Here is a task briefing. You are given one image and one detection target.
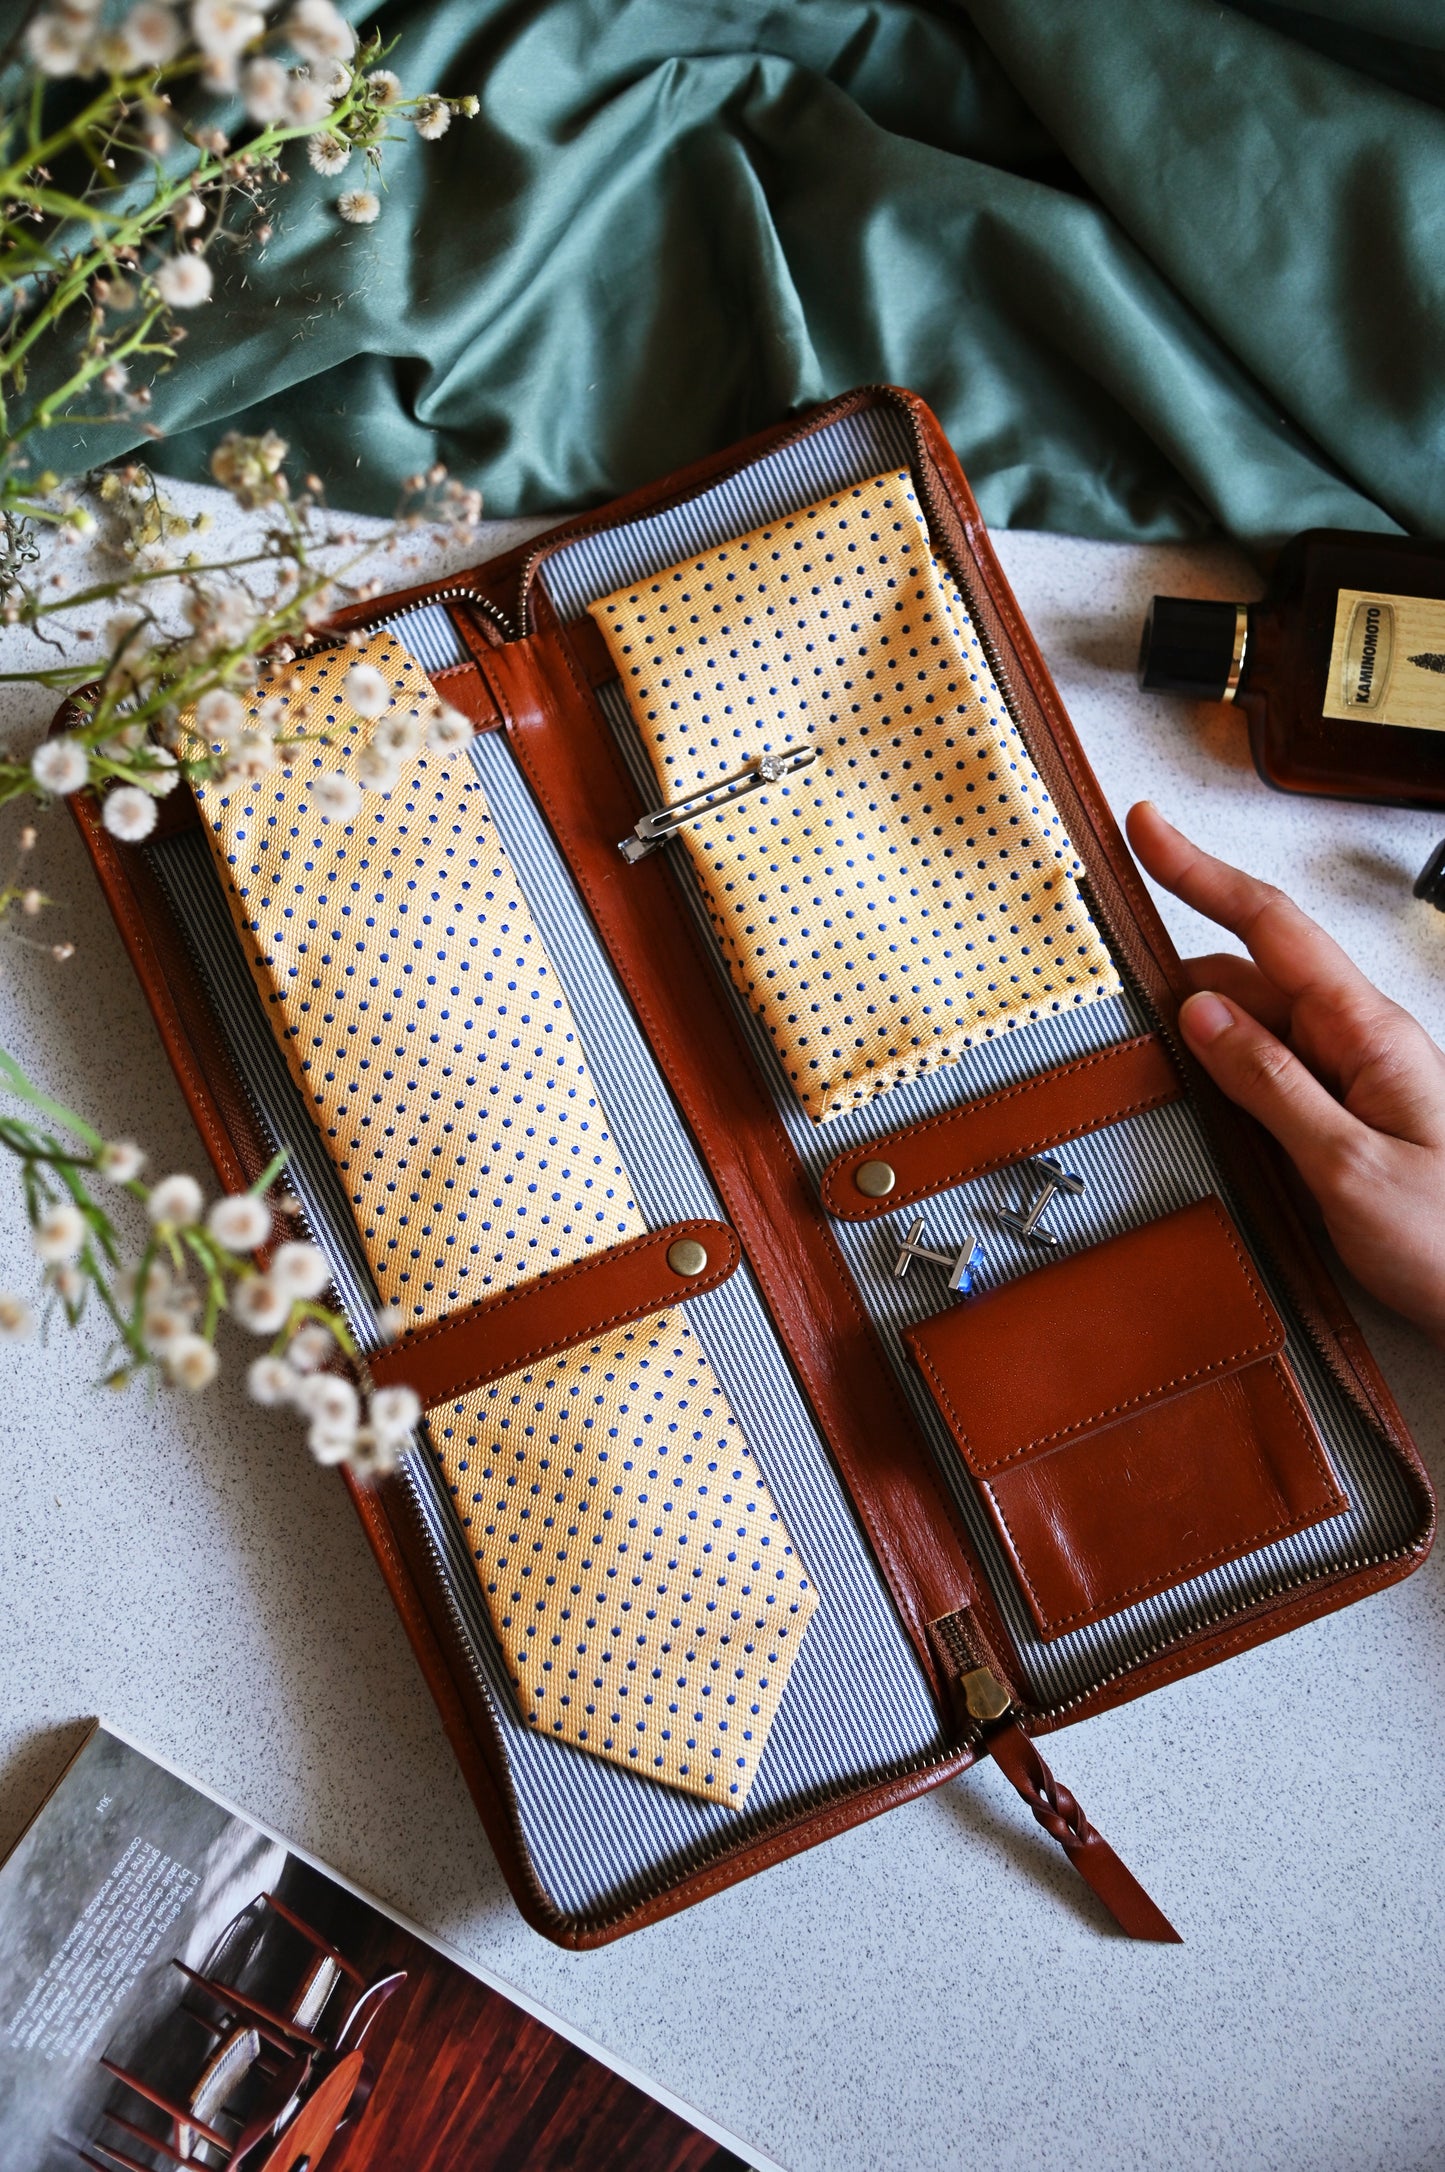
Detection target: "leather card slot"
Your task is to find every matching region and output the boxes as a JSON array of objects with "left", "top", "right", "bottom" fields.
[
  {"left": 369, "top": 1219, "right": 739, "bottom": 1411},
  {"left": 820, "top": 1033, "right": 1181, "bottom": 1221},
  {"left": 905, "top": 1196, "right": 1349, "bottom": 1639}
]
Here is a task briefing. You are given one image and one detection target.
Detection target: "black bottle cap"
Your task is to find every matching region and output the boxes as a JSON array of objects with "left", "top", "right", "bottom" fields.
[
  {"left": 1413, "top": 839, "right": 1445, "bottom": 911},
  {"left": 1138, "top": 596, "right": 1244, "bottom": 700}
]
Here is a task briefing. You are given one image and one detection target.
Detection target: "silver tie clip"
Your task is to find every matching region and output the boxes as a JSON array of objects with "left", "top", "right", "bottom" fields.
[
  {"left": 618, "top": 747, "right": 817, "bottom": 863},
  {"left": 997, "top": 1155, "right": 1086, "bottom": 1247},
  {"left": 893, "top": 1216, "right": 985, "bottom": 1297}
]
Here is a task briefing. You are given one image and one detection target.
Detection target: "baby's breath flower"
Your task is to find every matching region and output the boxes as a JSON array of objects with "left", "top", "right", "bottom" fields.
[
  {"left": 34, "top": 1202, "right": 87, "bottom": 1264},
  {"left": 337, "top": 188, "right": 380, "bottom": 226},
  {"left": 166, "top": 1333, "right": 219, "bottom": 1391},
  {"left": 191, "top": 0, "right": 264, "bottom": 60},
  {"left": 271, "top": 1240, "right": 330, "bottom": 1300},
  {"left": 175, "top": 195, "right": 207, "bottom": 232},
  {"left": 0, "top": 1295, "right": 35, "bottom": 1339},
  {"left": 196, "top": 687, "right": 246, "bottom": 741},
  {"left": 306, "top": 131, "right": 351, "bottom": 176},
  {"left": 122, "top": 4, "right": 183, "bottom": 67},
  {"left": 218, "top": 729, "right": 280, "bottom": 783},
  {"left": 241, "top": 54, "right": 288, "bottom": 121},
  {"left": 286, "top": 0, "right": 355, "bottom": 63},
  {"left": 308, "top": 1422, "right": 356, "bottom": 1466},
  {"left": 426, "top": 704, "right": 470, "bottom": 755},
  {"left": 206, "top": 1191, "right": 271, "bottom": 1251},
  {"left": 142, "top": 1302, "right": 190, "bottom": 1351},
  {"left": 413, "top": 97, "right": 451, "bottom": 141},
  {"left": 31, "top": 737, "right": 89, "bottom": 797},
  {"left": 311, "top": 770, "right": 363, "bottom": 822},
  {"left": 98, "top": 1140, "right": 145, "bottom": 1183},
  {"left": 147, "top": 1172, "right": 204, "bottom": 1228},
  {"left": 284, "top": 73, "right": 333, "bottom": 126},
  {"left": 369, "top": 1383, "right": 421, "bottom": 1441},
  {"left": 101, "top": 786, "right": 158, "bottom": 844},
  {"left": 248, "top": 1353, "right": 296, "bottom": 1405},
  {"left": 154, "top": 253, "right": 214, "bottom": 309},
  {"left": 25, "top": 12, "right": 88, "bottom": 76},
  {"left": 20, "top": 890, "right": 42, "bottom": 917},
  {"left": 366, "top": 68, "right": 402, "bottom": 105},
  {"left": 285, "top": 1320, "right": 334, "bottom": 1373},
  {"left": 233, "top": 1273, "right": 290, "bottom": 1333},
  {"left": 315, "top": 55, "right": 351, "bottom": 98},
  {"left": 209, "top": 428, "right": 289, "bottom": 509},
  {"left": 369, "top": 711, "right": 423, "bottom": 758},
  {"left": 374, "top": 1302, "right": 404, "bottom": 1342},
  {"left": 343, "top": 661, "right": 388, "bottom": 717},
  {"left": 355, "top": 742, "right": 398, "bottom": 794},
  {"left": 293, "top": 1371, "right": 359, "bottom": 1430}
]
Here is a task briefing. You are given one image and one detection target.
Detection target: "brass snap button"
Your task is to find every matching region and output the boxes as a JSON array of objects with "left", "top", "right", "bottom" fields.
[
  {"left": 854, "top": 1159, "right": 896, "bottom": 1198},
  {"left": 666, "top": 1237, "right": 708, "bottom": 1278}
]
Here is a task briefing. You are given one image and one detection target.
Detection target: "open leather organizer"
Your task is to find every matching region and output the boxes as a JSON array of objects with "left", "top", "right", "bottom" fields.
[{"left": 70, "top": 386, "right": 1434, "bottom": 1948}]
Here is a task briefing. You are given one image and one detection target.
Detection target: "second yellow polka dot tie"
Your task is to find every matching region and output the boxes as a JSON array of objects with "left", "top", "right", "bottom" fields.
[{"left": 591, "top": 468, "right": 1120, "bottom": 1123}]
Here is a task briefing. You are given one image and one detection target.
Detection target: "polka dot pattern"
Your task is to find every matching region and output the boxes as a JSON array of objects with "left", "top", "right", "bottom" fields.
[
  {"left": 193, "top": 634, "right": 817, "bottom": 1803},
  {"left": 592, "top": 469, "right": 1121, "bottom": 1123}
]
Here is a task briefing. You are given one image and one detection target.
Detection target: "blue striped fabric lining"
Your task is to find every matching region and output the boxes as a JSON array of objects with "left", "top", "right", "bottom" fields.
[{"left": 537, "top": 409, "right": 1421, "bottom": 1717}]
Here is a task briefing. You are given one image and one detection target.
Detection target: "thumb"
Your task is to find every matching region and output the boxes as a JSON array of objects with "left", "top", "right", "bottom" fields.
[{"left": 1179, "top": 990, "right": 1363, "bottom": 1191}]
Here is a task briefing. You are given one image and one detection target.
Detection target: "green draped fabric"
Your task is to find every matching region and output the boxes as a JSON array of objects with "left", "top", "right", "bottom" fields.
[{"left": 37, "top": 0, "right": 1445, "bottom": 545}]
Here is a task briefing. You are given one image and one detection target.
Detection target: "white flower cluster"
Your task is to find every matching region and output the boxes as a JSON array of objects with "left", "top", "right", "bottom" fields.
[
  {"left": 248, "top": 1345, "right": 420, "bottom": 1476},
  {"left": 26, "top": 0, "right": 355, "bottom": 89}
]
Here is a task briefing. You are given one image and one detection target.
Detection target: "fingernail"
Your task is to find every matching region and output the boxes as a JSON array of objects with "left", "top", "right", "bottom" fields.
[{"left": 1180, "top": 991, "right": 1233, "bottom": 1044}]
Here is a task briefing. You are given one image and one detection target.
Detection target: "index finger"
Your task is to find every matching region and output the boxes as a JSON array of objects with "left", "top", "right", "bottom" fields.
[{"left": 1125, "top": 801, "right": 1376, "bottom": 1013}]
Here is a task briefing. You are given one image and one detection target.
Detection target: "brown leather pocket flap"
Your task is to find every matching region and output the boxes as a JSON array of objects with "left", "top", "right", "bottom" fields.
[
  {"left": 821, "top": 1035, "right": 1181, "bottom": 1222},
  {"left": 905, "top": 1197, "right": 1349, "bottom": 1639},
  {"left": 906, "top": 1194, "right": 1283, "bottom": 1478},
  {"left": 370, "top": 1219, "right": 739, "bottom": 1410}
]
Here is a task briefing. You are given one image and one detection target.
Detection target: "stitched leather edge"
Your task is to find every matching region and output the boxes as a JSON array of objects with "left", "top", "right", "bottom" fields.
[
  {"left": 370, "top": 1221, "right": 739, "bottom": 1405},
  {"left": 981, "top": 1356, "right": 1349, "bottom": 1635},
  {"left": 820, "top": 1037, "right": 1180, "bottom": 1219}
]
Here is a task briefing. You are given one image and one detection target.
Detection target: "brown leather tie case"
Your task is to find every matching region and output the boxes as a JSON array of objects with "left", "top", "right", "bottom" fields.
[{"left": 64, "top": 385, "right": 1435, "bottom": 1949}]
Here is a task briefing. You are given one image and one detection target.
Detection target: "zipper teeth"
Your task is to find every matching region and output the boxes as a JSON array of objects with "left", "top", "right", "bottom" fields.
[
  {"left": 313, "top": 583, "right": 516, "bottom": 648},
  {"left": 1030, "top": 1539, "right": 1417, "bottom": 1724}
]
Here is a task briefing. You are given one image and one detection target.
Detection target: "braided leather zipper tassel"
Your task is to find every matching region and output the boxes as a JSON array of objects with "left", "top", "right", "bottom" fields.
[
  {"left": 931, "top": 1613, "right": 1181, "bottom": 1943},
  {"left": 982, "top": 1709, "right": 1181, "bottom": 1943}
]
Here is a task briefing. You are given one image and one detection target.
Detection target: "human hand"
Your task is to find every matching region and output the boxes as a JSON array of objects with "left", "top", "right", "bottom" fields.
[{"left": 1126, "top": 800, "right": 1445, "bottom": 1345}]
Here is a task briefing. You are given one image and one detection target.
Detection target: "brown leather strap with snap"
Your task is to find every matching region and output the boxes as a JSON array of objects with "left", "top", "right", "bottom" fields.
[
  {"left": 368, "top": 1219, "right": 738, "bottom": 1409},
  {"left": 821, "top": 1034, "right": 1182, "bottom": 1221}
]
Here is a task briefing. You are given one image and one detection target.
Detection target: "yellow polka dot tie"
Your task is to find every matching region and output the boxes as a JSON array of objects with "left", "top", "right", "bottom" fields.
[
  {"left": 191, "top": 635, "right": 818, "bottom": 1805},
  {"left": 591, "top": 469, "right": 1120, "bottom": 1123}
]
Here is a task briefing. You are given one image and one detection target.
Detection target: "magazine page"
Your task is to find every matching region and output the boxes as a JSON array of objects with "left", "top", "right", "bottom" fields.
[{"left": 0, "top": 1724, "right": 760, "bottom": 2172}]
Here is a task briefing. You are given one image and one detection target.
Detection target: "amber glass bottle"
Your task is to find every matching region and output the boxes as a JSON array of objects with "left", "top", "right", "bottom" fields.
[{"left": 1138, "top": 530, "right": 1445, "bottom": 810}]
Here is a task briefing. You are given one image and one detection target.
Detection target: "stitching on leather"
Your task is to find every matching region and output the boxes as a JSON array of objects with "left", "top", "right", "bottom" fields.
[
  {"left": 912, "top": 1199, "right": 1282, "bottom": 1472},
  {"left": 508, "top": 644, "right": 978, "bottom": 1640},
  {"left": 822, "top": 1039, "right": 1178, "bottom": 1216},
  {"left": 981, "top": 1357, "right": 1345, "bottom": 1633},
  {"left": 386, "top": 1224, "right": 738, "bottom": 1404}
]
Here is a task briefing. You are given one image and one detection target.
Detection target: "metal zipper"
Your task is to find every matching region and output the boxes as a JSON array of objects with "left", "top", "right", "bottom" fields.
[{"left": 309, "top": 582, "right": 516, "bottom": 650}]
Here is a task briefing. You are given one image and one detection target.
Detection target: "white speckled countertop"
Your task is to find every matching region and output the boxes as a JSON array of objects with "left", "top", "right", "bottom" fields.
[{"left": 2, "top": 496, "right": 1442, "bottom": 2172}]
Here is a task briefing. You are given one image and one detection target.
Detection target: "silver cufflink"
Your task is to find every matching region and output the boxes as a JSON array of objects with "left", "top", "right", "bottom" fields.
[
  {"left": 618, "top": 747, "right": 817, "bottom": 863},
  {"left": 997, "top": 1155, "right": 1086, "bottom": 1247},
  {"left": 893, "top": 1216, "right": 985, "bottom": 1296}
]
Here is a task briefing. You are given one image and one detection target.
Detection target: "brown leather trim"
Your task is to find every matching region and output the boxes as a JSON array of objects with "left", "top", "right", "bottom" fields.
[
  {"left": 821, "top": 1034, "right": 1182, "bottom": 1222},
  {"left": 480, "top": 627, "right": 1007, "bottom": 1688},
  {"left": 368, "top": 1219, "right": 739, "bottom": 1408}
]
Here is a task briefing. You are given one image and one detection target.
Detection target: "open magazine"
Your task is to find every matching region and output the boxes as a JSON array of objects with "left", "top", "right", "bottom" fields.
[{"left": 0, "top": 1724, "right": 765, "bottom": 2171}]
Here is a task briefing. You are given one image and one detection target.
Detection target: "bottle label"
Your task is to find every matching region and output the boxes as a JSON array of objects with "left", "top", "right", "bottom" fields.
[{"left": 1324, "top": 589, "right": 1445, "bottom": 730}]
